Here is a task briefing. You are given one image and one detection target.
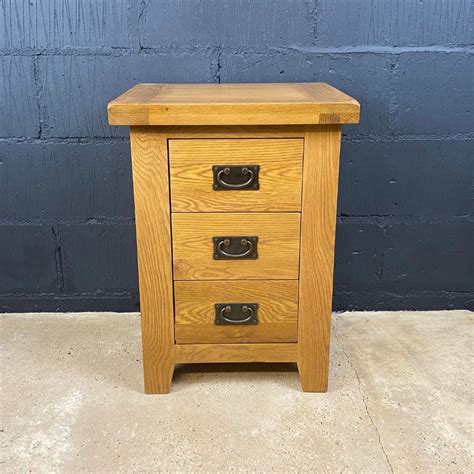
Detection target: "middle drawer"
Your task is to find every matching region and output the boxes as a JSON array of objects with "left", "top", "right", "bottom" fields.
[{"left": 172, "top": 213, "right": 301, "bottom": 280}]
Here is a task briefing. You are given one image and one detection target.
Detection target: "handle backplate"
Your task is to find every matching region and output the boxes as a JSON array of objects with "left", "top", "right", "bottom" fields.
[
  {"left": 215, "top": 303, "right": 259, "bottom": 325},
  {"left": 213, "top": 236, "right": 258, "bottom": 260},
  {"left": 212, "top": 165, "right": 259, "bottom": 190}
]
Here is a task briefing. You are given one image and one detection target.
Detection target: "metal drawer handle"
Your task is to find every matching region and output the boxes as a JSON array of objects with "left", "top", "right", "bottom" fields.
[
  {"left": 220, "top": 304, "right": 254, "bottom": 324},
  {"left": 217, "top": 167, "right": 255, "bottom": 189},
  {"left": 218, "top": 238, "right": 253, "bottom": 258},
  {"left": 215, "top": 303, "right": 259, "bottom": 325},
  {"left": 212, "top": 165, "right": 259, "bottom": 190},
  {"left": 213, "top": 236, "right": 258, "bottom": 260}
]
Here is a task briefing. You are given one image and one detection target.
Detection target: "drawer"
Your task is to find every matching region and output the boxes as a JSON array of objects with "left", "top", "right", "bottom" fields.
[
  {"left": 174, "top": 280, "right": 298, "bottom": 343},
  {"left": 169, "top": 138, "right": 303, "bottom": 212},
  {"left": 172, "top": 213, "right": 300, "bottom": 280}
]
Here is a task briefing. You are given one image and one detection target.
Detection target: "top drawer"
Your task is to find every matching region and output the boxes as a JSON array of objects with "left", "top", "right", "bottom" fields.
[{"left": 169, "top": 138, "right": 303, "bottom": 212}]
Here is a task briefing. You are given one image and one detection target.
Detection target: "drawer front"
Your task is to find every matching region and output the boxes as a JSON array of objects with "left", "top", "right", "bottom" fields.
[
  {"left": 169, "top": 138, "right": 303, "bottom": 212},
  {"left": 175, "top": 280, "right": 298, "bottom": 343},
  {"left": 172, "top": 213, "right": 300, "bottom": 280}
]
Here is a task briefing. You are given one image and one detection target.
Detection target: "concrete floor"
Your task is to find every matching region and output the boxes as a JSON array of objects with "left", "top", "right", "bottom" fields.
[{"left": 1, "top": 311, "right": 472, "bottom": 473}]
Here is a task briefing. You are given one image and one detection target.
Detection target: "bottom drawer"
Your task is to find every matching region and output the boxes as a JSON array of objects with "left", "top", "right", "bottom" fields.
[{"left": 174, "top": 280, "right": 298, "bottom": 344}]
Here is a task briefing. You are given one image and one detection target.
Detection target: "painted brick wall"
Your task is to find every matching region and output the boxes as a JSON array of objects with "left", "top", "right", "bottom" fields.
[{"left": 0, "top": 0, "right": 473, "bottom": 312}]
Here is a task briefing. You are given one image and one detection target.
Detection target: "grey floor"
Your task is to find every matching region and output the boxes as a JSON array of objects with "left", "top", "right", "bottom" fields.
[{"left": 1, "top": 310, "right": 472, "bottom": 473}]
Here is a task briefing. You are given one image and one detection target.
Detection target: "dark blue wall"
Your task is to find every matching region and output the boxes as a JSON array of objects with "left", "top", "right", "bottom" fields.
[{"left": 1, "top": 1, "right": 473, "bottom": 312}]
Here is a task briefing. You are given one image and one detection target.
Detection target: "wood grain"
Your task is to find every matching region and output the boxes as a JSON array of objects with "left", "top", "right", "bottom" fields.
[
  {"left": 175, "top": 343, "right": 298, "bottom": 363},
  {"left": 154, "top": 125, "right": 305, "bottom": 139},
  {"left": 297, "top": 125, "right": 342, "bottom": 392},
  {"left": 174, "top": 280, "right": 298, "bottom": 343},
  {"left": 129, "top": 127, "right": 175, "bottom": 394},
  {"left": 169, "top": 138, "right": 303, "bottom": 212},
  {"left": 172, "top": 212, "right": 301, "bottom": 280},
  {"left": 108, "top": 83, "right": 360, "bottom": 126}
]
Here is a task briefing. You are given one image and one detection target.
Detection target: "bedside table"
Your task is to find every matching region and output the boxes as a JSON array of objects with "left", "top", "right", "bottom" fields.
[{"left": 108, "top": 83, "right": 360, "bottom": 393}]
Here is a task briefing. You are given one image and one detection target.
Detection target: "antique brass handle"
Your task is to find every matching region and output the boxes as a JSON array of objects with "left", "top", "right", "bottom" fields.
[
  {"left": 218, "top": 238, "right": 253, "bottom": 258},
  {"left": 215, "top": 303, "right": 259, "bottom": 325},
  {"left": 212, "top": 165, "right": 260, "bottom": 190},
  {"left": 217, "top": 167, "right": 254, "bottom": 189},
  {"left": 213, "top": 236, "right": 258, "bottom": 260}
]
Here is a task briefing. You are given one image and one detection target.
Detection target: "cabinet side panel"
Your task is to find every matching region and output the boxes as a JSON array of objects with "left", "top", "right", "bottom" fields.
[
  {"left": 130, "top": 126, "right": 175, "bottom": 393},
  {"left": 298, "top": 125, "right": 341, "bottom": 392}
]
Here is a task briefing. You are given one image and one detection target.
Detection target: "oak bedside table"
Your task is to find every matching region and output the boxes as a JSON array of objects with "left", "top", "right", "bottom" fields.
[{"left": 108, "top": 83, "right": 360, "bottom": 394}]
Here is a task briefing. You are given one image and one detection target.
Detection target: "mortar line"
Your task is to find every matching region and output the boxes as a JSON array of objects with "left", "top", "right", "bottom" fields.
[
  {"left": 210, "top": 46, "right": 222, "bottom": 84},
  {"left": 0, "top": 214, "right": 471, "bottom": 226},
  {"left": 1, "top": 45, "right": 472, "bottom": 57},
  {"left": 387, "top": 54, "right": 400, "bottom": 137},
  {"left": 137, "top": 0, "right": 147, "bottom": 52},
  {"left": 272, "top": 45, "right": 473, "bottom": 54},
  {"left": 341, "top": 133, "right": 474, "bottom": 142},
  {"left": 31, "top": 56, "right": 43, "bottom": 138},
  {"left": 0, "top": 217, "right": 136, "bottom": 225},
  {"left": 1, "top": 134, "right": 472, "bottom": 145},
  {"left": 0, "top": 137, "right": 131, "bottom": 144},
  {"left": 51, "top": 225, "right": 65, "bottom": 294},
  {"left": 0, "top": 291, "right": 138, "bottom": 298},
  {"left": 2, "top": 289, "right": 471, "bottom": 300},
  {"left": 216, "top": 47, "right": 222, "bottom": 84},
  {"left": 333, "top": 328, "right": 394, "bottom": 473}
]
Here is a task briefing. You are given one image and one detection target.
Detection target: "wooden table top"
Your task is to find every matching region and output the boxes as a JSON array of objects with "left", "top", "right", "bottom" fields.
[{"left": 108, "top": 83, "right": 360, "bottom": 126}]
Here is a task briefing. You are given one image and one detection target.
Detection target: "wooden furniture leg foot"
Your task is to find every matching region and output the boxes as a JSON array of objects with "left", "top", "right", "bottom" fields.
[
  {"left": 143, "top": 359, "right": 175, "bottom": 394},
  {"left": 297, "top": 345, "right": 330, "bottom": 392}
]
